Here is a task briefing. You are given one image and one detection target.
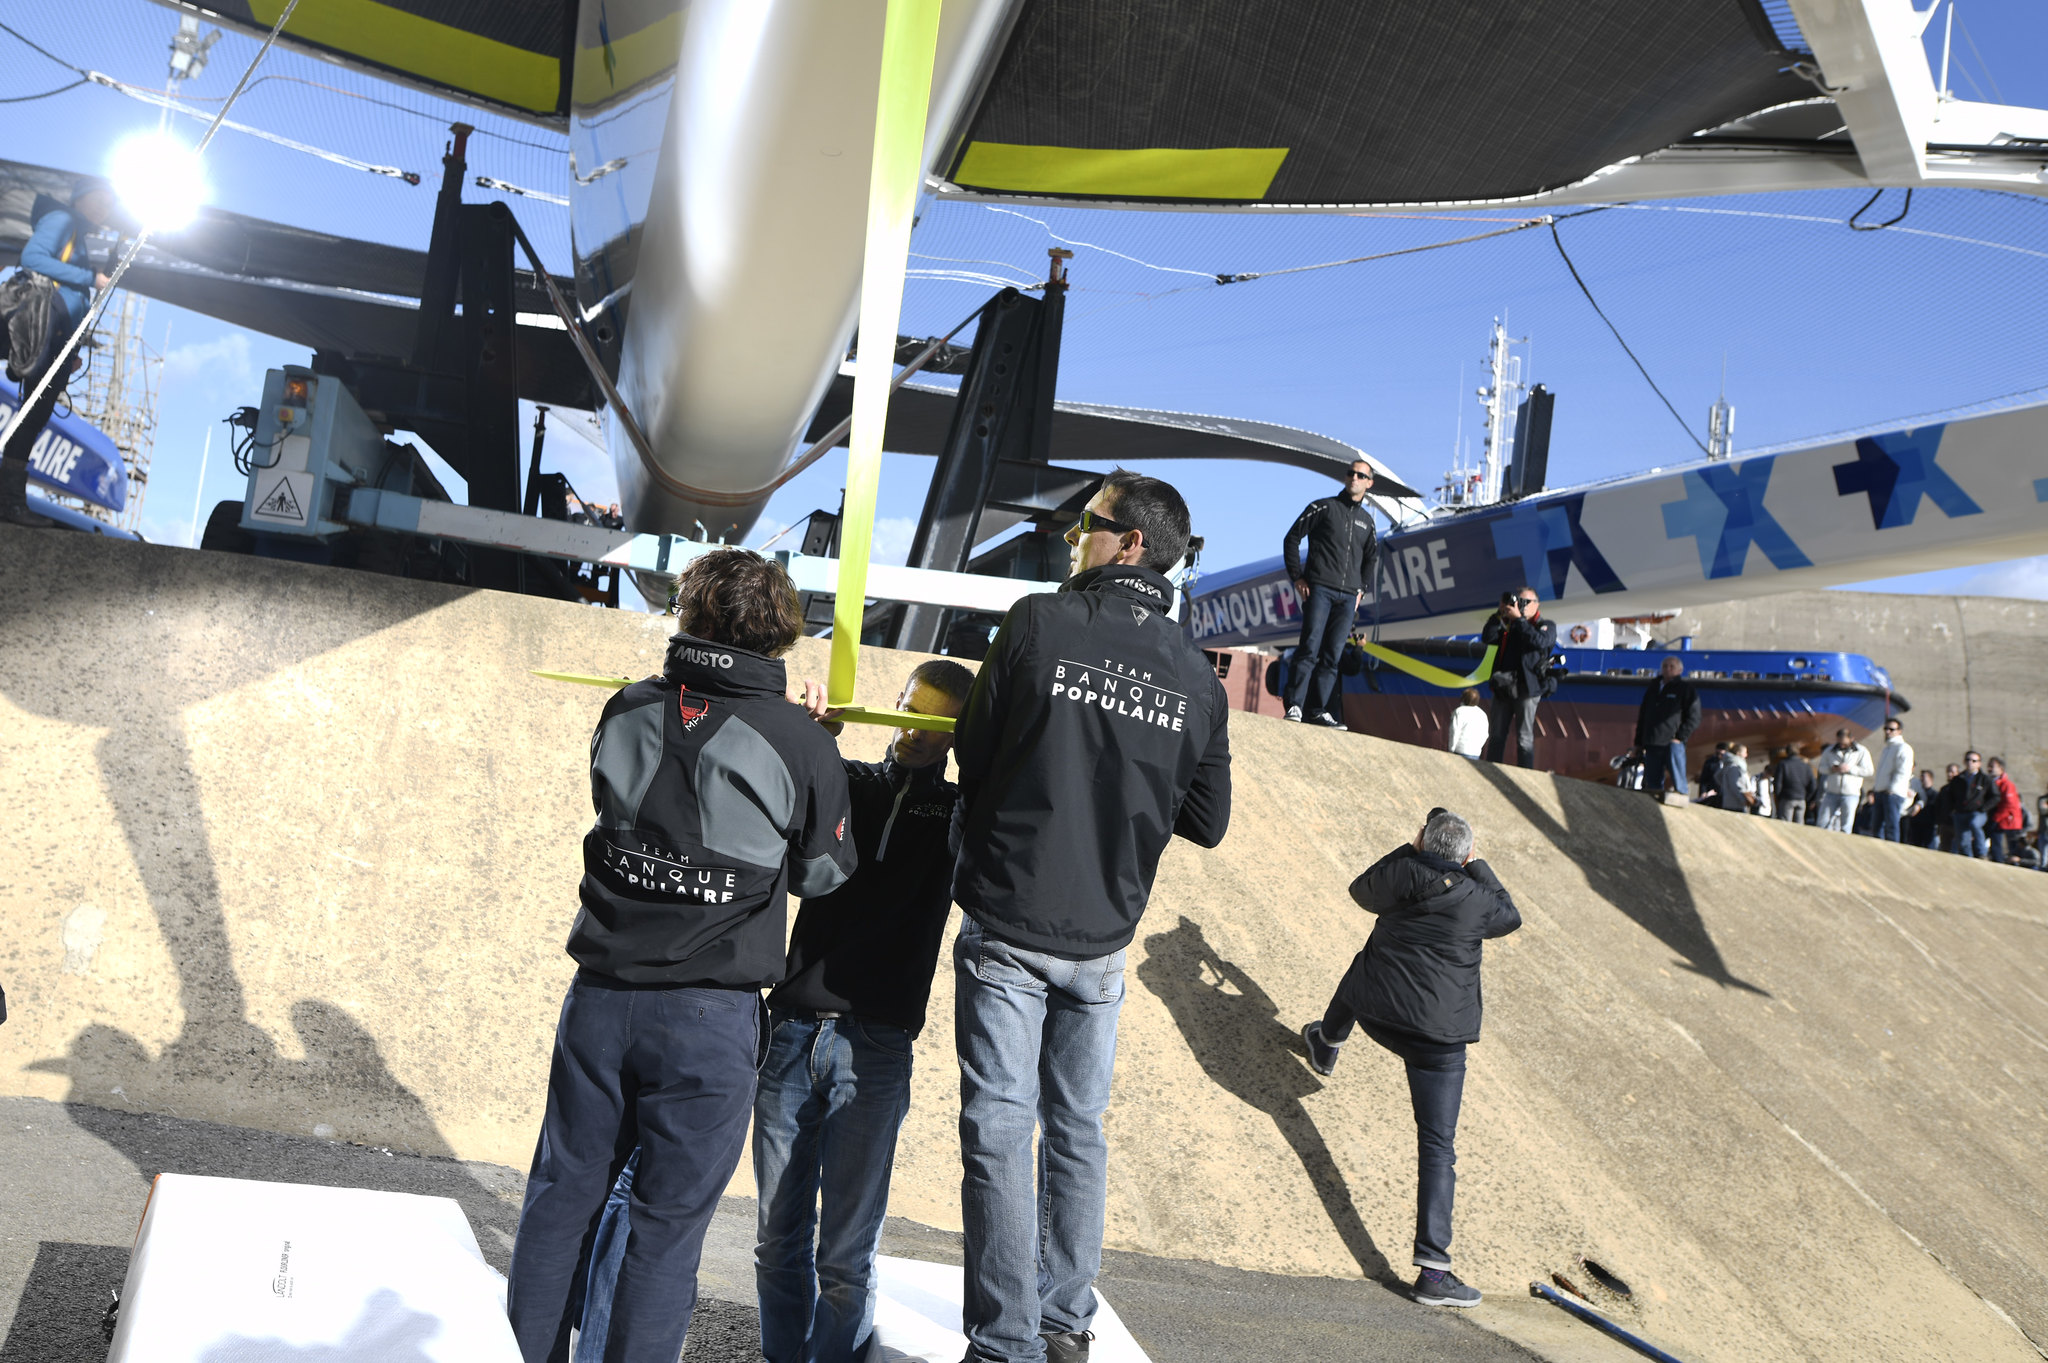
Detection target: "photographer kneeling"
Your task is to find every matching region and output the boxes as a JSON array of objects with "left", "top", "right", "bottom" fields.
[{"left": 1301, "top": 809, "right": 1521, "bottom": 1307}]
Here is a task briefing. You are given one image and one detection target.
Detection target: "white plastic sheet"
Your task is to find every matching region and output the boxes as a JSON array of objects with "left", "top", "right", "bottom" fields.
[
  {"left": 865, "top": 1256, "right": 1151, "bottom": 1363},
  {"left": 106, "top": 1173, "right": 521, "bottom": 1362}
]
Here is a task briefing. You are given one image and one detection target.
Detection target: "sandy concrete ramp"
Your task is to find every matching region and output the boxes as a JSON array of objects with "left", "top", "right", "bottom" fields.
[{"left": 1, "top": 526, "right": 2043, "bottom": 1362}]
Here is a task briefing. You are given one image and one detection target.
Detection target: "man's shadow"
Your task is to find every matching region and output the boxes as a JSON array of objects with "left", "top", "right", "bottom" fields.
[
  {"left": 0, "top": 537, "right": 527, "bottom": 1354},
  {"left": 1471, "top": 762, "right": 1769, "bottom": 995},
  {"left": 1137, "top": 916, "right": 1394, "bottom": 1282}
]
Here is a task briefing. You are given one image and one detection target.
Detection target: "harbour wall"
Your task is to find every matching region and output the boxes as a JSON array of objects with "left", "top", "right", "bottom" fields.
[
  {"left": 1667, "top": 589, "right": 2044, "bottom": 799},
  {"left": 1, "top": 526, "right": 2044, "bottom": 1362}
]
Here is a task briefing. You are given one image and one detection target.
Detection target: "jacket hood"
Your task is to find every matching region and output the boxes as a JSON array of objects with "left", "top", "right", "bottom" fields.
[
  {"left": 661, "top": 632, "right": 788, "bottom": 698},
  {"left": 1061, "top": 564, "right": 1175, "bottom": 607}
]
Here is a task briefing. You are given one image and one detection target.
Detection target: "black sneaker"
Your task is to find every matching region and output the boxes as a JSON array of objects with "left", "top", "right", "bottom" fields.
[
  {"left": 1412, "top": 1267, "right": 1481, "bottom": 1307},
  {"left": 1042, "top": 1330, "right": 1094, "bottom": 1362},
  {"left": 1312, "top": 711, "right": 1346, "bottom": 728},
  {"left": 1301, "top": 1021, "right": 1341, "bottom": 1076}
]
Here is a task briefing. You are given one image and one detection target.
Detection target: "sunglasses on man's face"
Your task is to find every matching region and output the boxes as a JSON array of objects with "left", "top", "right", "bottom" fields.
[
  {"left": 1347, "top": 469, "right": 1373, "bottom": 481},
  {"left": 1066, "top": 508, "right": 1137, "bottom": 541}
]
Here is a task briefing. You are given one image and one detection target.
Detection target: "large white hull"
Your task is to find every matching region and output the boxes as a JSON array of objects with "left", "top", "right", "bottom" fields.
[{"left": 568, "top": 0, "right": 1019, "bottom": 544}]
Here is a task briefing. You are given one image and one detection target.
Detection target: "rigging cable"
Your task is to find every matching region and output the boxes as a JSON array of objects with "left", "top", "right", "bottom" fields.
[
  {"left": 0, "top": 78, "right": 84, "bottom": 102},
  {"left": 1847, "top": 187, "right": 1913, "bottom": 231},
  {"left": 86, "top": 72, "right": 421, "bottom": 184},
  {"left": 1, "top": 0, "right": 303, "bottom": 455},
  {"left": 1215, "top": 218, "right": 1548, "bottom": 283},
  {"left": 1547, "top": 215, "right": 1712, "bottom": 456},
  {"left": 0, "top": 19, "right": 423, "bottom": 184}
]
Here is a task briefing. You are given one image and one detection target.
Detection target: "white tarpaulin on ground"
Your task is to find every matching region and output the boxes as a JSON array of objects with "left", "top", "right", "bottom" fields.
[
  {"left": 866, "top": 1256, "right": 1150, "bottom": 1363},
  {"left": 107, "top": 1172, "right": 521, "bottom": 1362}
]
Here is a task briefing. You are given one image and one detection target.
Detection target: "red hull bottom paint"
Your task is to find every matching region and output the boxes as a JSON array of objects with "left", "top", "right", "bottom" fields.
[{"left": 1337, "top": 694, "right": 1873, "bottom": 784}]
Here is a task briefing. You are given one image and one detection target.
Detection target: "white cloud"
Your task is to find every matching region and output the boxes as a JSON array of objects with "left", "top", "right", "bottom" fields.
[
  {"left": 161, "top": 333, "right": 254, "bottom": 394},
  {"left": 1960, "top": 555, "right": 2048, "bottom": 602},
  {"left": 871, "top": 516, "right": 916, "bottom": 566}
]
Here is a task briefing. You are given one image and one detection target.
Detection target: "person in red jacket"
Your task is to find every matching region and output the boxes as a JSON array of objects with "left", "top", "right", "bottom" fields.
[{"left": 1986, "top": 756, "right": 2024, "bottom": 866}]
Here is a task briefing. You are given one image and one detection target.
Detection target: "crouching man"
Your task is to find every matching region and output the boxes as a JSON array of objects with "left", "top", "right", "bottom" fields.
[
  {"left": 505, "top": 549, "right": 856, "bottom": 1363},
  {"left": 1301, "top": 809, "right": 1521, "bottom": 1307},
  {"left": 753, "top": 659, "right": 975, "bottom": 1363}
]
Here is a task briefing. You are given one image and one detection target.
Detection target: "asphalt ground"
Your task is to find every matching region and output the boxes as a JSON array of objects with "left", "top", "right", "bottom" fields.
[{"left": 0, "top": 1095, "right": 1574, "bottom": 1363}]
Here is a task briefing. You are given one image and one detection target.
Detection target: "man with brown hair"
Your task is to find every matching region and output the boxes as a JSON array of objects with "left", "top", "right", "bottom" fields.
[{"left": 506, "top": 549, "right": 857, "bottom": 1363}]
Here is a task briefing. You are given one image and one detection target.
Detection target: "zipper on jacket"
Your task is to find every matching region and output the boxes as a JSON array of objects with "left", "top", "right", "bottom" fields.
[{"left": 876, "top": 772, "right": 911, "bottom": 860}]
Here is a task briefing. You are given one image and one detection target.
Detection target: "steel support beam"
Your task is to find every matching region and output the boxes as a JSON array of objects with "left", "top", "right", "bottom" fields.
[{"left": 894, "top": 280, "right": 1066, "bottom": 652}]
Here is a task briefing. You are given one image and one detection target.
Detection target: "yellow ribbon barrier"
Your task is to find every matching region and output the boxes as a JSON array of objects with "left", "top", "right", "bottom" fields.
[
  {"left": 830, "top": 0, "right": 945, "bottom": 709},
  {"left": 530, "top": 672, "right": 955, "bottom": 732},
  {"left": 530, "top": 670, "right": 634, "bottom": 689},
  {"left": 1356, "top": 642, "right": 1498, "bottom": 690},
  {"left": 829, "top": 705, "right": 955, "bottom": 733}
]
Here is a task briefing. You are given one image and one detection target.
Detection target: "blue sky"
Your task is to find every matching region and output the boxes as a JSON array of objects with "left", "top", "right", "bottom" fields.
[{"left": 7, "top": 0, "right": 2047, "bottom": 605}]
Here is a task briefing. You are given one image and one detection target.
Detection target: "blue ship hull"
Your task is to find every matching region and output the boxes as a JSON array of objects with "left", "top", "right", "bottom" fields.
[{"left": 1267, "top": 640, "right": 1905, "bottom": 782}]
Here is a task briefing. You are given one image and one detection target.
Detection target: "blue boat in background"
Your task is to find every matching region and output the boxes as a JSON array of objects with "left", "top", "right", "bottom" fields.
[
  {"left": 1265, "top": 637, "right": 1905, "bottom": 783},
  {"left": 0, "top": 373, "right": 127, "bottom": 514},
  {"left": 1187, "top": 555, "right": 1908, "bottom": 782}
]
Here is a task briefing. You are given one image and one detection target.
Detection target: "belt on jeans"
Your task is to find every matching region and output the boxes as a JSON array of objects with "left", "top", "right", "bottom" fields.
[{"left": 782, "top": 1008, "right": 844, "bottom": 1021}]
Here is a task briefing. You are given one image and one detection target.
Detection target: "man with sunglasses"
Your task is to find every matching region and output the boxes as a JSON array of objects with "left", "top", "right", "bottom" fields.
[
  {"left": 1867, "top": 719, "right": 1914, "bottom": 842},
  {"left": 951, "top": 469, "right": 1231, "bottom": 1363},
  {"left": 1279, "top": 459, "right": 1380, "bottom": 726},
  {"left": 1479, "top": 588, "right": 1557, "bottom": 768}
]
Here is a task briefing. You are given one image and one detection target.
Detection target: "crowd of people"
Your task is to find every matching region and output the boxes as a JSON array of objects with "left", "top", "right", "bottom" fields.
[
  {"left": 509, "top": 468, "right": 1519, "bottom": 1363},
  {"left": 1614, "top": 680, "right": 2043, "bottom": 867}
]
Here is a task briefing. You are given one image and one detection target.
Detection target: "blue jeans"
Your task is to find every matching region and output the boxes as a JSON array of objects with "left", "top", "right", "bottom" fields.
[
  {"left": 1485, "top": 691, "right": 1540, "bottom": 768},
  {"left": 506, "top": 974, "right": 760, "bottom": 1363},
  {"left": 1319, "top": 1001, "right": 1466, "bottom": 1269},
  {"left": 1818, "top": 791, "right": 1857, "bottom": 832},
  {"left": 1285, "top": 585, "right": 1353, "bottom": 718},
  {"left": 1952, "top": 811, "right": 1988, "bottom": 857},
  {"left": 754, "top": 1013, "right": 915, "bottom": 1363},
  {"left": 1643, "top": 741, "right": 1687, "bottom": 796},
  {"left": 955, "top": 914, "right": 1125, "bottom": 1363},
  {"left": 1878, "top": 793, "right": 1906, "bottom": 842}
]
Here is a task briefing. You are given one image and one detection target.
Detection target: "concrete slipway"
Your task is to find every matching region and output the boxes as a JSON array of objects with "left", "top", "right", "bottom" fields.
[{"left": 0, "top": 526, "right": 2043, "bottom": 1362}]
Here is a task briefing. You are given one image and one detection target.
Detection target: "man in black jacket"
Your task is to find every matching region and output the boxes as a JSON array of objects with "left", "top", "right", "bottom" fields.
[
  {"left": 1774, "top": 746, "right": 1817, "bottom": 824},
  {"left": 751, "top": 658, "right": 973, "bottom": 1363},
  {"left": 1301, "top": 810, "right": 1520, "bottom": 1308},
  {"left": 1479, "top": 588, "right": 1556, "bottom": 768},
  {"left": 1947, "top": 751, "right": 1997, "bottom": 857},
  {"left": 506, "top": 549, "right": 857, "bottom": 1363},
  {"left": 1633, "top": 656, "right": 1701, "bottom": 799},
  {"left": 1279, "top": 458, "right": 1378, "bottom": 726},
  {"left": 952, "top": 469, "right": 1230, "bottom": 1363}
]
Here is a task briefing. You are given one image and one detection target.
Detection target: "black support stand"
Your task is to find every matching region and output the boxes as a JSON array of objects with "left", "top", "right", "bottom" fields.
[{"left": 892, "top": 251, "right": 1086, "bottom": 653}]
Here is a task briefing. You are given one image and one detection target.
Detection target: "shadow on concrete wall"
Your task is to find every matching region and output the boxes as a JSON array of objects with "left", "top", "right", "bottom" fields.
[
  {"left": 0, "top": 543, "right": 475, "bottom": 1144},
  {"left": 1469, "top": 763, "right": 1769, "bottom": 995},
  {"left": 0, "top": 542, "right": 525, "bottom": 1306},
  {"left": 1138, "top": 916, "right": 1394, "bottom": 1283}
]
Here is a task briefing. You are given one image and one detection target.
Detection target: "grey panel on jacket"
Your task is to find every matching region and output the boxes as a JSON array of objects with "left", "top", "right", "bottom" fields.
[
  {"left": 698, "top": 717, "right": 797, "bottom": 869},
  {"left": 590, "top": 698, "right": 664, "bottom": 830},
  {"left": 790, "top": 849, "right": 851, "bottom": 898}
]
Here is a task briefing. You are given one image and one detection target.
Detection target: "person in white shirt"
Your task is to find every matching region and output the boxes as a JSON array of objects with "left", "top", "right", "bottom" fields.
[
  {"left": 1447, "top": 687, "right": 1488, "bottom": 759},
  {"left": 1816, "top": 727, "right": 1874, "bottom": 832},
  {"left": 1867, "top": 718, "right": 1915, "bottom": 842}
]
